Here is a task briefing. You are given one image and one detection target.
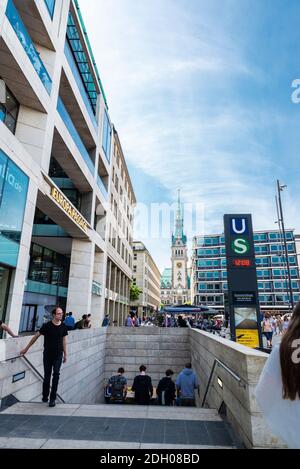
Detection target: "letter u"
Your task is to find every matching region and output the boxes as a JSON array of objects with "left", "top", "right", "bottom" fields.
[{"left": 232, "top": 218, "right": 246, "bottom": 234}]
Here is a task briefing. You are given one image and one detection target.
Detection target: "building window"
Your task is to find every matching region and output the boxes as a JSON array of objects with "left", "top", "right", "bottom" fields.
[
  {"left": 102, "top": 110, "right": 112, "bottom": 162},
  {"left": 0, "top": 83, "right": 19, "bottom": 134},
  {"left": 0, "top": 150, "right": 29, "bottom": 267}
]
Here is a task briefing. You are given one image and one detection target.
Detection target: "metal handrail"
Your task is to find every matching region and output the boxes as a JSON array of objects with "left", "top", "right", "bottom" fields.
[
  {"left": 1, "top": 355, "right": 65, "bottom": 403},
  {"left": 202, "top": 358, "right": 246, "bottom": 408}
]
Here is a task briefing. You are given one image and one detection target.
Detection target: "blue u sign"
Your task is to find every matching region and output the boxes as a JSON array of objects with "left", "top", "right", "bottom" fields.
[{"left": 230, "top": 217, "right": 248, "bottom": 235}]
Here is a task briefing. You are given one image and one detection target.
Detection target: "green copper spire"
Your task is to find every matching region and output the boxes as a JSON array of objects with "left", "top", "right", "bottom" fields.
[{"left": 172, "top": 190, "right": 187, "bottom": 245}]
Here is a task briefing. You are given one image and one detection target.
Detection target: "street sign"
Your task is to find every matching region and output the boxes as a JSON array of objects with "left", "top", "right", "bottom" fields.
[{"left": 224, "top": 214, "right": 263, "bottom": 349}]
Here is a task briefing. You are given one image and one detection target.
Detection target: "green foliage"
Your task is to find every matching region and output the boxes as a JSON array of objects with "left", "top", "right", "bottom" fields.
[{"left": 130, "top": 283, "right": 142, "bottom": 301}]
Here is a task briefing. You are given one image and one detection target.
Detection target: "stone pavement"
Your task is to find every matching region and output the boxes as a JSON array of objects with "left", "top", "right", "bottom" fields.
[{"left": 0, "top": 403, "right": 237, "bottom": 449}]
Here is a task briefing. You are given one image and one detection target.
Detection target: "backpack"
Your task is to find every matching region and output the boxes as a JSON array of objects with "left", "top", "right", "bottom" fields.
[{"left": 110, "top": 375, "right": 124, "bottom": 399}]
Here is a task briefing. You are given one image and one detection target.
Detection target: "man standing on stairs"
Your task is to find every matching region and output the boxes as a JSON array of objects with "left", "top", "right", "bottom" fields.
[
  {"left": 132, "top": 365, "right": 153, "bottom": 405},
  {"left": 176, "top": 363, "right": 199, "bottom": 407},
  {"left": 20, "top": 307, "right": 68, "bottom": 408}
]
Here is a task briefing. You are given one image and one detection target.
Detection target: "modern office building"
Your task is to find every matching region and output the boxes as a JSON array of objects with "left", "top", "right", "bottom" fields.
[
  {"left": 160, "top": 191, "right": 191, "bottom": 306},
  {"left": 105, "top": 129, "right": 136, "bottom": 325},
  {"left": 0, "top": 0, "right": 135, "bottom": 335},
  {"left": 131, "top": 241, "right": 161, "bottom": 317},
  {"left": 192, "top": 230, "right": 300, "bottom": 314}
]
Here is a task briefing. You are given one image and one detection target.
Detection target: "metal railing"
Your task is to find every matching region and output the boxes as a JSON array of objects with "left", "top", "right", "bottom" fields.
[
  {"left": 57, "top": 97, "right": 95, "bottom": 176},
  {"left": 202, "top": 358, "right": 246, "bottom": 408},
  {"left": 1, "top": 355, "right": 65, "bottom": 404},
  {"left": 6, "top": 0, "right": 52, "bottom": 95}
]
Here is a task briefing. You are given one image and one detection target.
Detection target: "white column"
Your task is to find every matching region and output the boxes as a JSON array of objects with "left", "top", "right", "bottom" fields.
[
  {"left": 66, "top": 239, "right": 95, "bottom": 320},
  {"left": 91, "top": 251, "right": 107, "bottom": 327}
]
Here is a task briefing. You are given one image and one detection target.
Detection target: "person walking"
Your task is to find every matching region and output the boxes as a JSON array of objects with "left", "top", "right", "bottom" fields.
[
  {"left": 102, "top": 314, "right": 110, "bottom": 327},
  {"left": 262, "top": 313, "right": 273, "bottom": 349},
  {"left": 176, "top": 363, "right": 199, "bottom": 406},
  {"left": 132, "top": 365, "right": 153, "bottom": 405},
  {"left": 156, "top": 369, "right": 176, "bottom": 406},
  {"left": 125, "top": 314, "right": 134, "bottom": 327},
  {"left": 20, "top": 307, "right": 68, "bottom": 407},
  {"left": 255, "top": 302, "right": 300, "bottom": 448}
]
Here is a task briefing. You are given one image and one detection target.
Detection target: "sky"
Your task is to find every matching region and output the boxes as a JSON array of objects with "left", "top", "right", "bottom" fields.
[{"left": 81, "top": 0, "right": 300, "bottom": 273}]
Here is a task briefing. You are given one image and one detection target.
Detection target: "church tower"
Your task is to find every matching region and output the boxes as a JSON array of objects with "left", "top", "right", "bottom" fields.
[{"left": 171, "top": 190, "right": 190, "bottom": 305}]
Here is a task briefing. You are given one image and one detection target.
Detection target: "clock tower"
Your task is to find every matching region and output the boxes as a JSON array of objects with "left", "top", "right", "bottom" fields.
[{"left": 171, "top": 190, "right": 190, "bottom": 305}]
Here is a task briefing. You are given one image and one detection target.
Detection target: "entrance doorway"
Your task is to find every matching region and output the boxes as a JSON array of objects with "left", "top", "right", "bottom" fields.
[{"left": 19, "top": 305, "right": 38, "bottom": 333}]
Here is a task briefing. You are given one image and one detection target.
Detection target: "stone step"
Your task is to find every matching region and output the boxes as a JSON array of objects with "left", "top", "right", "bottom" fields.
[
  {"left": 2, "top": 402, "right": 222, "bottom": 421},
  {"left": 0, "top": 403, "right": 236, "bottom": 449}
]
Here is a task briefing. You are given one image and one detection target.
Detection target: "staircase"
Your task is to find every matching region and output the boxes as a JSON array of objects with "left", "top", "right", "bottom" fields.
[{"left": 0, "top": 402, "right": 237, "bottom": 449}]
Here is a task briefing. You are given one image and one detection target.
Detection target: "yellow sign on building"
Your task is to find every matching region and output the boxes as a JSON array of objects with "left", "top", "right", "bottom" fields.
[
  {"left": 236, "top": 329, "right": 260, "bottom": 349},
  {"left": 51, "top": 186, "right": 88, "bottom": 233}
]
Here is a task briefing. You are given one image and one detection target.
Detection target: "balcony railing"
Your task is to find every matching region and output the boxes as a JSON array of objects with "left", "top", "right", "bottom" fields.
[
  {"left": 5, "top": 0, "right": 52, "bottom": 95},
  {"left": 57, "top": 97, "right": 95, "bottom": 177},
  {"left": 64, "top": 41, "right": 97, "bottom": 130},
  {"left": 97, "top": 174, "right": 108, "bottom": 200}
]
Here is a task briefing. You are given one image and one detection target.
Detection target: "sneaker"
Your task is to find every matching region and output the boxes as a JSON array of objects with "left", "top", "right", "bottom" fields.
[
  {"left": 49, "top": 400, "right": 56, "bottom": 407},
  {"left": 42, "top": 398, "right": 48, "bottom": 403}
]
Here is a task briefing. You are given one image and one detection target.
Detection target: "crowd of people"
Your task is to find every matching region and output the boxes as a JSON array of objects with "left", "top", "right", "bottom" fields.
[
  {"left": 104, "top": 362, "right": 199, "bottom": 407},
  {"left": 261, "top": 312, "right": 291, "bottom": 349}
]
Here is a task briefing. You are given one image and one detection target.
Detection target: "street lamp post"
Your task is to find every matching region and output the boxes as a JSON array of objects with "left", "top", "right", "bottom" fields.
[
  {"left": 275, "top": 197, "right": 290, "bottom": 310},
  {"left": 276, "top": 180, "right": 294, "bottom": 311}
]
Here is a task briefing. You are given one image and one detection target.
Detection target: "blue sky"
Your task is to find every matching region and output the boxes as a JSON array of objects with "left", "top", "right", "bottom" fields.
[{"left": 81, "top": 0, "right": 300, "bottom": 272}]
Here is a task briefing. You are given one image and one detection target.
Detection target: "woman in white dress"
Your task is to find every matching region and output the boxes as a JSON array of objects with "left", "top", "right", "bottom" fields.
[{"left": 255, "top": 303, "right": 300, "bottom": 448}]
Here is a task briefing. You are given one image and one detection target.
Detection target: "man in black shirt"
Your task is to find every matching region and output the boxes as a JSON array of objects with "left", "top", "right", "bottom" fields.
[
  {"left": 20, "top": 307, "right": 68, "bottom": 407},
  {"left": 132, "top": 365, "right": 153, "bottom": 405},
  {"left": 156, "top": 369, "right": 176, "bottom": 406}
]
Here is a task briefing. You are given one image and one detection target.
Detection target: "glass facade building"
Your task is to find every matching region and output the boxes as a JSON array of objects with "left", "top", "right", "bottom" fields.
[
  {"left": 0, "top": 149, "right": 28, "bottom": 267},
  {"left": 0, "top": 0, "right": 135, "bottom": 334},
  {"left": 192, "top": 230, "right": 300, "bottom": 313},
  {"left": 0, "top": 150, "right": 28, "bottom": 327}
]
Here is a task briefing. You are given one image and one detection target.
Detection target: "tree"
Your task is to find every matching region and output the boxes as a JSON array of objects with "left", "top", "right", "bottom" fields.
[{"left": 130, "top": 283, "right": 142, "bottom": 301}]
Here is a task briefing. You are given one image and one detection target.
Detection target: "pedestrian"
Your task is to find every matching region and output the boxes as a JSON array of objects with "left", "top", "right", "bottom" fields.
[
  {"left": 84, "top": 314, "right": 92, "bottom": 328},
  {"left": 75, "top": 314, "right": 87, "bottom": 329},
  {"left": 177, "top": 315, "right": 188, "bottom": 328},
  {"left": 102, "top": 314, "right": 110, "bottom": 327},
  {"left": 176, "top": 363, "right": 199, "bottom": 407},
  {"left": 157, "top": 369, "right": 176, "bottom": 406},
  {"left": 282, "top": 315, "right": 290, "bottom": 334},
  {"left": 125, "top": 314, "right": 134, "bottom": 327},
  {"left": 255, "top": 302, "right": 300, "bottom": 448},
  {"left": 262, "top": 313, "right": 273, "bottom": 348},
  {"left": 64, "top": 312, "right": 75, "bottom": 331},
  {"left": 105, "top": 367, "right": 128, "bottom": 404},
  {"left": 132, "top": 365, "right": 153, "bottom": 405},
  {"left": 0, "top": 320, "right": 18, "bottom": 338},
  {"left": 20, "top": 307, "right": 68, "bottom": 407}
]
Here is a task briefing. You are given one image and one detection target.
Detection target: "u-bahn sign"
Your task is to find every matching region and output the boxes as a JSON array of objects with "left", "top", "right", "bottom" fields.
[{"left": 224, "top": 214, "right": 263, "bottom": 349}]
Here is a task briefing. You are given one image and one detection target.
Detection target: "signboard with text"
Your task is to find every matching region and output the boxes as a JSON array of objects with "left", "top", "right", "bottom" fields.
[{"left": 224, "top": 214, "right": 263, "bottom": 349}]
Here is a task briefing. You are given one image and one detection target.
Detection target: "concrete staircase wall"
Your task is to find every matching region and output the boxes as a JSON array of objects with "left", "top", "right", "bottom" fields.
[
  {"left": 0, "top": 329, "right": 107, "bottom": 405},
  {"left": 104, "top": 327, "right": 190, "bottom": 387}
]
